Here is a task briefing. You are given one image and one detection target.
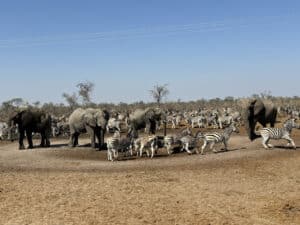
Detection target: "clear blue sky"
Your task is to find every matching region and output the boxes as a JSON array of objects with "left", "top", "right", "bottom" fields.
[{"left": 1, "top": 0, "right": 300, "bottom": 104}]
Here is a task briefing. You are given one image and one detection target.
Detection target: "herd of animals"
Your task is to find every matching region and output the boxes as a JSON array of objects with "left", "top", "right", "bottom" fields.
[{"left": 0, "top": 98, "right": 300, "bottom": 161}]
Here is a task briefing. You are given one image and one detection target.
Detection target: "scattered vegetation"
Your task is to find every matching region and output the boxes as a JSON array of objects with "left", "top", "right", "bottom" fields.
[{"left": 1, "top": 82, "right": 300, "bottom": 122}]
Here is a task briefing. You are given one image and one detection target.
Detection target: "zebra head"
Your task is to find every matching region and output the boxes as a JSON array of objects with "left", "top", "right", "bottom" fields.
[
  {"left": 284, "top": 118, "right": 300, "bottom": 131},
  {"left": 227, "top": 123, "right": 239, "bottom": 134},
  {"left": 112, "top": 130, "right": 121, "bottom": 139}
]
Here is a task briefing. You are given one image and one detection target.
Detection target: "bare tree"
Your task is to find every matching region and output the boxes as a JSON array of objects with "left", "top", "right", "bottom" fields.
[
  {"left": 149, "top": 84, "right": 169, "bottom": 105},
  {"left": 62, "top": 92, "right": 78, "bottom": 109},
  {"left": 76, "top": 81, "right": 95, "bottom": 105}
]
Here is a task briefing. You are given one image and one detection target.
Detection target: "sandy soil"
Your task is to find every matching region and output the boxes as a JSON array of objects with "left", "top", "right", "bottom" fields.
[{"left": 1, "top": 128, "right": 300, "bottom": 225}]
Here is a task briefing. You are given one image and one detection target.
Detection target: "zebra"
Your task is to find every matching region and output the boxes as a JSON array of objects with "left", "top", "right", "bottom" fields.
[
  {"left": 0, "top": 122, "right": 8, "bottom": 140},
  {"left": 206, "top": 114, "right": 219, "bottom": 129},
  {"left": 259, "top": 118, "right": 300, "bottom": 149},
  {"left": 190, "top": 116, "right": 207, "bottom": 128},
  {"left": 164, "top": 128, "right": 192, "bottom": 155},
  {"left": 199, "top": 123, "right": 239, "bottom": 154},
  {"left": 134, "top": 135, "right": 158, "bottom": 158},
  {"left": 218, "top": 115, "right": 233, "bottom": 129},
  {"left": 180, "top": 131, "right": 202, "bottom": 154},
  {"left": 166, "top": 115, "right": 176, "bottom": 129},
  {"left": 107, "top": 130, "right": 136, "bottom": 161},
  {"left": 107, "top": 130, "right": 121, "bottom": 161}
]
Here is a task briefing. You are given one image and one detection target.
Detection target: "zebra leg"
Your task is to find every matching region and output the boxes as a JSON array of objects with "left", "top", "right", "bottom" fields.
[
  {"left": 146, "top": 148, "right": 150, "bottom": 157},
  {"left": 284, "top": 136, "right": 296, "bottom": 149},
  {"left": 185, "top": 143, "right": 192, "bottom": 154},
  {"left": 107, "top": 149, "right": 112, "bottom": 161},
  {"left": 201, "top": 140, "right": 207, "bottom": 155},
  {"left": 113, "top": 149, "right": 118, "bottom": 160},
  {"left": 262, "top": 137, "right": 270, "bottom": 149},
  {"left": 195, "top": 146, "right": 200, "bottom": 154},
  {"left": 129, "top": 145, "right": 133, "bottom": 156},
  {"left": 167, "top": 144, "right": 173, "bottom": 155},
  {"left": 223, "top": 140, "right": 228, "bottom": 151},
  {"left": 180, "top": 143, "right": 185, "bottom": 152},
  {"left": 166, "top": 144, "right": 171, "bottom": 155},
  {"left": 139, "top": 145, "right": 144, "bottom": 157},
  {"left": 267, "top": 143, "right": 274, "bottom": 148},
  {"left": 210, "top": 142, "right": 217, "bottom": 153},
  {"left": 150, "top": 145, "right": 155, "bottom": 158},
  {"left": 265, "top": 138, "right": 273, "bottom": 148}
]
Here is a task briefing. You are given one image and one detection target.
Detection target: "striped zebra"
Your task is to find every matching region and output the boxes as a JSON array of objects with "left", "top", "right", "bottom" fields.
[
  {"left": 107, "top": 131, "right": 135, "bottom": 161},
  {"left": 190, "top": 116, "right": 206, "bottom": 128},
  {"left": 107, "top": 131, "right": 121, "bottom": 161},
  {"left": 134, "top": 135, "right": 158, "bottom": 158},
  {"left": 259, "top": 118, "right": 300, "bottom": 149},
  {"left": 199, "top": 123, "right": 239, "bottom": 154},
  {"left": 180, "top": 131, "right": 202, "bottom": 154},
  {"left": 164, "top": 128, "right": 192, "bottom": 155}
]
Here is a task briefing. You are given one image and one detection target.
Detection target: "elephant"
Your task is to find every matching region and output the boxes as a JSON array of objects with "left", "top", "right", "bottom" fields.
[
  {"left": 68, "top": 108, "right": 109, "bottom": 150},
  {"left": 8, "top": 109, "right": 52, "bottom": 149},
  {"left": 244, "top": 98, "right": 277, "bottom": 141},
  {"left": 127, "top": 107, "right": 167, "bottom": 137}
]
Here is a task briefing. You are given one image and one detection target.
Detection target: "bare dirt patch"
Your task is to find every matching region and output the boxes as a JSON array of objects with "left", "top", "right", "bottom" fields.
[{"left": 1, "top": 129, "right": 300, "bottom": 225}]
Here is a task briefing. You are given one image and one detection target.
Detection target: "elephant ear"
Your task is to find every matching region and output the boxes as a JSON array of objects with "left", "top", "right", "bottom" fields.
[
  {"left": 103, "top": 110, "right": 110, "bottom": 122},
  {"left": 8, "top": 111, "right": 21, "bottom": 125},
  {"left": 145, "top": 108, "right": 155, "bottom": 121},
  {"left": 83, "top": 113, "right": 97, "bottom": 127},
  {"left": 95, "top": 110, "right": 109, "bottom": 128}
]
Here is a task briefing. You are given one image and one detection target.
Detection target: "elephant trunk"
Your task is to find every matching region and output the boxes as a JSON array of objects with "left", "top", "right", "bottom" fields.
[
  {"left": 99, "top": 129, "right": 104, "bottom": 150},
  {"left": 244, "top": 107, "right": 259, "bottom": 141}
]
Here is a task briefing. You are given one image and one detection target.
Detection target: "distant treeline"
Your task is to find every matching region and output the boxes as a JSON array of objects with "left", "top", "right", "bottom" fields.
[{"left": 1, "top": 95, "right": 300, "bottom": 122}]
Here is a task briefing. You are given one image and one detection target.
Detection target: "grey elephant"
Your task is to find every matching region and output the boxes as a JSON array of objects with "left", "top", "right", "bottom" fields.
[
  {"left": 68, "top": 108, "right": 109, "bottom": 150},
  {"left": 127, "top": 107, "right": 166, "bottom": 137},
  {"left": 244, "top": 98, "right": 277, "bottom": 140}
]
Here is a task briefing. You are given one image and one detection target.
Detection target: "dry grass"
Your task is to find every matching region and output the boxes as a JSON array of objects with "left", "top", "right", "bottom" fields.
[{"left": 1, "top": 128, "right": 300, "bottom": 225}]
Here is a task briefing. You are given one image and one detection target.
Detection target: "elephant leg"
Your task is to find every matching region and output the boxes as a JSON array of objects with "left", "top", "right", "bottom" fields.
[
  {"left": 19, "top": 130, "right": 25, "bottom": 150},
  {"left": 42, "top": 131, "right": 50, "bottom": 147},
  {"left": 26, "top": 130, "right": 33, "bottom": 149},
  {"left": 100, "top": 129, "right": 105, "bottom": 150},
  {"left": 74, "top": 133, "right": 79, "bottom": 146},
  {"left": 69, "top": 134, "right": 74, "bottom": 147},
  {"left": 69, "top": 133, "right": 78, "bottom": 147},
  {"left": 86, "top": 126, "right": 96, "bottom": 148},
  {"left": 40, "top": 132, "right": 45, "bottom": 147},
  {"left": 45, "top": 134, "right": 50, "bottom": 147}
]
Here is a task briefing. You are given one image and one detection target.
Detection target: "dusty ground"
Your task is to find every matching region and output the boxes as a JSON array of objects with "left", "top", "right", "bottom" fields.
[{"left": 1, "top": 127, "right": 300, "bottom": 225}]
